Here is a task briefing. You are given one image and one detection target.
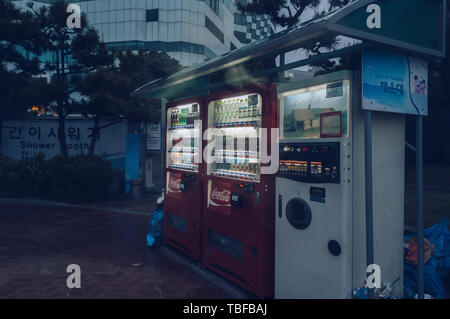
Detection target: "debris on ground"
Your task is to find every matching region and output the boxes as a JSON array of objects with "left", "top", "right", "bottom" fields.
[
  {"left": 355, "top": 219, "right": 449, "bottom": 299},
  {"left": 353, "top": 277, "right": 400, "bottom": 299}
]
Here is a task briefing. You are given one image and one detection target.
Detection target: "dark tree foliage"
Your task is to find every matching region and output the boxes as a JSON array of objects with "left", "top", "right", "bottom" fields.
[
  {"left": 74, "top": 50, "right": 182, "bottom": 155},
  {"left": 238, "top": 0, "right": 351, "bottom": 28},
  {"left": 0, "top": 0, "right": 47, "bottom": 116},
  {"left": 412, "top": 0, "right": 450, "bottom": 165},
  {"left": 238, "top": 0, "right": 320, "bottom": 28},
  {"left": 28, "top": 0, "right": 113, "bottom": 157},
  {"left": 238, "top": 0, "right": 352, "bottom": 72},
  {"left": 2, "top": 0, "right": 182, "bottom": 157},
  {"left": 0, "top": 0, "right": 43, "bottom": 72}
]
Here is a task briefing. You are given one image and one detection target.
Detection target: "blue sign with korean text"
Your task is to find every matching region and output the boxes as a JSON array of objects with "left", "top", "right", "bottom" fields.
[{"left": 362, "top": 48, "right": 428, "bottom": 115}]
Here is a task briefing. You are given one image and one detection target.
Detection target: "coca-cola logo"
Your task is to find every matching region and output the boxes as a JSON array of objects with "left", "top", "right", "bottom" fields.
[
  {"left": 211, "top": 188, "right": 231, "bottom": 204},
  {"left": 168, "top": 175, "right": 181, "bottom": 192},
  {"left": 209, "top": 182, "right": 231, "bottom": 213}
]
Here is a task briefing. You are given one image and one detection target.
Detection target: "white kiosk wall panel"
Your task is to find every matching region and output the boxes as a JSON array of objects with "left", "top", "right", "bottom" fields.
[
  {"left": 275, "top": 70, "right": 404, "bottom": 298},
  {"left": 351, "top": 72, "right": 405, "bottom": 296}
]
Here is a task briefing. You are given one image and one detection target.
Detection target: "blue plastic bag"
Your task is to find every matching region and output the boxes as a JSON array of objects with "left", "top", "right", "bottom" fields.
[
  {"left": 403, "top": 218, "right": 450, "bottom": 299},
  {"left": 146, "top": 205, "right": 164, "bottom": 247},
  {"left": 424, "top": 218, "right": 450, "bottom": 279},
  {"left": 403, "top": 258, "right": 446, "bottom": 299}
]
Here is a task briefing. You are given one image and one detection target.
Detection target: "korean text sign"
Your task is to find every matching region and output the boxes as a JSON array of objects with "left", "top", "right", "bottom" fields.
[{"left": 362, "top": 47, "right": 428, "bottom": 115}]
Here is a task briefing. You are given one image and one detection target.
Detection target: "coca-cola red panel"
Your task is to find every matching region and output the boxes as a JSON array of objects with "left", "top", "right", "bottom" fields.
[
  {"left": 202, "top": 84, "right": 277, "bottom": 297},
  {"left": 208, "top": 180, "right": 231, "bottom": 215},
  {"left": 166, "top": 171, "right": 182, "bottom": 200},
  {"left": 163, "top": 98, "right": 205, "bottom": 262}
]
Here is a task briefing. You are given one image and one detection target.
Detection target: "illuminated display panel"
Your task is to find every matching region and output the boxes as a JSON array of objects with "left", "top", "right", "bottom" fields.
[
  {"left": 207, "top": 94, "right": 262, "bottom": 183},
  {"left": 166, "top": 103, "right": 200, "bottom": 172},
  {"left": 280, "top": 80, "right": 350, "bottom": 140}
]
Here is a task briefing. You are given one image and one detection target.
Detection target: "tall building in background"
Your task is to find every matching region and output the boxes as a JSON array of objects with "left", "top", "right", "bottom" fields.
[
  {"left": 12, "top": 0, "right": 274, "bottom": 66},
  {"left": 233, "top": 0, "right": 274, "bottom": 45}
]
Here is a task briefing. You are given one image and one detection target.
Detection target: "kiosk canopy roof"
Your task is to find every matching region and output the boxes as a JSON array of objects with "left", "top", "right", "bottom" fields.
[{"left": 132, "top": 0, "right": 445, "bottom": 100}]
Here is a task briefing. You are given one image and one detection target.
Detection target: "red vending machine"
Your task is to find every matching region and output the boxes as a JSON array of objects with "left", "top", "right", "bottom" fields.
[
  {"left": 202, "top": 85, "right": 277, "bottom": 297},
  {"left": 164, "top": 99, "right": 203, "bottom": 261}
]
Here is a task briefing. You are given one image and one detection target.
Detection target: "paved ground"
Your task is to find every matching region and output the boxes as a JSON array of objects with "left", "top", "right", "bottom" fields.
[
  {"left": 84, "top": 192, "right": 160, "bottom": 214},
  {"left": 0, "top": 201, "right": 230, "bottom": 299}
]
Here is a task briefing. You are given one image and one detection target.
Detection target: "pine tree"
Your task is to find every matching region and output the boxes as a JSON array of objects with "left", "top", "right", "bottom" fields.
[
  {"left": 238, "top": 0, "right": 350, "bottom": 28},
  {"left": 0, "top": 0, "right": 46, "bottom": 117},
  {"left": 27, "top": 0, "right": 112, "bottom": 157},
  {"left": 74, "top": 50, "right": 182, "bottom": 155},
  {"left": 238, "top": 0, "right": 352, "bottom": 71}
]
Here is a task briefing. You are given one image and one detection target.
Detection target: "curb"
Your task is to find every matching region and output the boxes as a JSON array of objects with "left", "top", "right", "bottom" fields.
[{"left": 159, "top": 244, "right": 256, "bottom": 299}]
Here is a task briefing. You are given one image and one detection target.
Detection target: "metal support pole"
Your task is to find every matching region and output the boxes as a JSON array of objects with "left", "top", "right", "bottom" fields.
[
  {"left": 416, "top": 115, "right": 424, "bottom": 299},
  {"left": 279, "top": 52, "right": 285, "bottom": 82},
  {"left": 364, "top": 110, "right": 374, "bottom": 298}
]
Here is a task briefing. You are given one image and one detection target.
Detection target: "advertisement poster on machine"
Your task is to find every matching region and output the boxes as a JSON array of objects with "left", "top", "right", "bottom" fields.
[{"left": 362, "top": 47, "right": 428, "bottom": 115}]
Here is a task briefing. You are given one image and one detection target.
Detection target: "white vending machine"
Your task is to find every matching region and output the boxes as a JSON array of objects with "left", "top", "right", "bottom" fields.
[{"left": 275, "top": 70, "right": 405, "bottom": 298}]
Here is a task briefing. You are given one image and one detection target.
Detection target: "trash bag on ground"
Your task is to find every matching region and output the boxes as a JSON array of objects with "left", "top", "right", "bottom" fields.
[
  {"left": 403, "top": 218, "right": 450, "bottom": 299},
  {"left": 146, "top": 192, "right": 164, "bottom": 247},
  {"left": 424, "top": 218, "right": 450, "bottom": 279},
  {"left": 403, "top": 258, "right": 446, "bottom": 299}
]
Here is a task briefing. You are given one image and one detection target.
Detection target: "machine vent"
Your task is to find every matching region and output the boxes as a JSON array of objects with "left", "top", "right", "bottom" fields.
[
  {"left": 208, "top": 230, "right": 243, "bottom": 261},
  {"left": 167, "top": 212, "right": 188, "bottom": 233}
]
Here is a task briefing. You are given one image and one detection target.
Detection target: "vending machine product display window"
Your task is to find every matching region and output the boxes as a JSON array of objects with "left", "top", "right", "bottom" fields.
[
  {"left": 166, "top": 103, "right": 200, "bottom": 172},
  {"left": 206, "top": 94, "right": 263, "bottom": 183}
]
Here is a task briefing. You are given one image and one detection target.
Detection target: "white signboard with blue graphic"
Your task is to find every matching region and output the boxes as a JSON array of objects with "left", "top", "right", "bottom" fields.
[{"left": 362, "top": 48, "right": 428, "bottom": 115}]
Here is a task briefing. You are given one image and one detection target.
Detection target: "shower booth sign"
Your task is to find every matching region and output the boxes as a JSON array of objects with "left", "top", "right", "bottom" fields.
[
  {"left": 1, "top": 119, "right": 127, "bottom": 160},
  {"left": 362, "top": 47, "right": 428, "bottom": 115}
]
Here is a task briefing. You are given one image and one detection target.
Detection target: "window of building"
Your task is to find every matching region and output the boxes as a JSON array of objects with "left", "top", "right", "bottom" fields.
[
  {"left": 146, "top": 9, "right": 159, "bottom": 22},
  {"left": 205, "top": 16, "right": 224, "bottom": 43},
  {"left": 234, "top": 31, "right": 251, "bottom": 44},
  {"left": 234, "top": 13, "right": 246, "bottom": 26},
  {"left": 205, "top": 0, "right": 220, "bottom": 15}
]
